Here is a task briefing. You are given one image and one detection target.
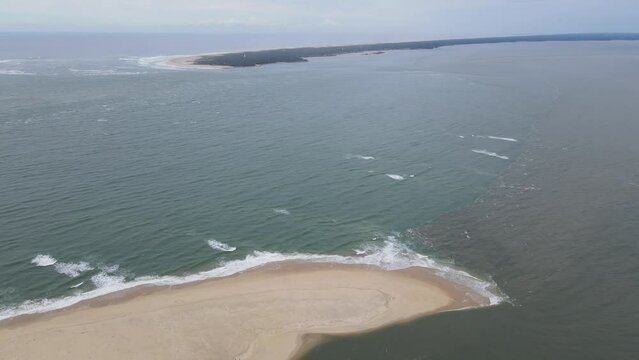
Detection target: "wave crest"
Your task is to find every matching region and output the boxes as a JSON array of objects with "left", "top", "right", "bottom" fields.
[
  {"left": 31, "top": 254, "right": 57, "bottom": 267},
  {"left": 54, "top": 262, "right": 94, "bottom": 278},
  {"left": 207, "top": 239, "right": 237, "bottom": 252},
  {"left": 386, "top": 174, "right": 405, "bottom": 181},
  {"left": 0, "top": 70, "right": 36, "bottom": 76},
  {"left": 487, "top": 135, "right": 518, "bottom": 142},
  {"left": 346, "top": 154, "right": 376, "bottom": 160},
  {"left": 2, "top": 237, "right": 506, "bottom": 321},
  {"left": 472, "top": 149, "right": 509, "bottom": 160}
]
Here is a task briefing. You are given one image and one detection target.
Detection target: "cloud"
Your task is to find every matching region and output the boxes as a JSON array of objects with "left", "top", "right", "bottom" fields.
[{"left": 0, "top": 0, "right": 638, "bottom": 34}]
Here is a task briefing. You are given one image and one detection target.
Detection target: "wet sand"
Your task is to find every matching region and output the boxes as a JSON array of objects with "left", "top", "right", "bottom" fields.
[
  {"left": 167, "top": 55, "right": 229, "bottom": 70},
  {"left": 0, "top": 262, "right": 486, "bottom": 360}
]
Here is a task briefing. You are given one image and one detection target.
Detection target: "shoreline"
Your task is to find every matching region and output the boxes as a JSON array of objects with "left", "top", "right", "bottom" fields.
[
  {"left": 1, "top": 240, "right": 505, "bottom": 322},
  {"left": 0, "top": 261, "right": 489, "bottom": 360},
  {"left": 165, "top": 33, "right": 639, "bottom": 68},
  {"left": 165, "top": 54, "right": 230, "bottom": 70}
]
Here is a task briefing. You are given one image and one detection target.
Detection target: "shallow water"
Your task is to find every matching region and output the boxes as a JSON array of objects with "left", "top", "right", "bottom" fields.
[{"left": 1, "top": 34, "right": 529, "bottom": 318}]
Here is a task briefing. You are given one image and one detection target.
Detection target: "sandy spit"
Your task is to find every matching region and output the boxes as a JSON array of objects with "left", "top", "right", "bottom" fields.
[{"left": 0, "top": 262, "right": 487, "bottom": 360}]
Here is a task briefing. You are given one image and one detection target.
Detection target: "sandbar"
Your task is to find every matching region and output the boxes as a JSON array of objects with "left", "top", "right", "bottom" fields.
[{"left": 0, "top": 262, "right": 488, "bottom": 360}]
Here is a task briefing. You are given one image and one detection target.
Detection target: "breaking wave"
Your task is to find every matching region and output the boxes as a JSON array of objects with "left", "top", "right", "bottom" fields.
[
  {"left": 207, "top": 239, "right": 237, "bottom": 252},
  {"left": 68, "top": 68, "right": 147, "bottom": 76},
  {"left": 53, "top": 262, "right": 94, "bottom": 278},
  {"left": 31, "top": 254, "right": 57, "bottom": 267},
  {"left": 0, "top": 70, "right": 36, "bottom": 76},
  {"left": 386, "top": 174, "right": 405, "bottom": 181},
  {"left": 346, "top": 154, "right": 376, "bottom": 160},
  {"left": 472, "top": 149, "right": 509, "bottom": 160},
  {"left": 487, "top": 135, "right": 518, "bottom": 142},
  {"left": 1, "top": 237, "right": 506, "bottom": 321}
]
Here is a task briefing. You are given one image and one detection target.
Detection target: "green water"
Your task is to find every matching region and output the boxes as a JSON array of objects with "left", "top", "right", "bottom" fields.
[{"left": 0, "top": 46, "right": 530, "bottom": 316}]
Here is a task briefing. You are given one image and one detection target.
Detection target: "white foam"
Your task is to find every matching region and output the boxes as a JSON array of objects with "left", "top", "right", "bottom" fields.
[
  {"left": 2, "top": 238, "right": 506, "bottom": 321},
  {"left": 99, "top": 264, "right": 119, "bottom": 273},
  {"left": 472, "top": 149, "right": 509, "bottom": 160},
  {"left": 31, "top": 254, "right": 57, "bottom": 267},
  {"left": 273, "top": 208, "right": 291, "bottom": 215},
  {"left": 91, "top": 272, "right": 126, "bottom": 288},
  {"left": 207, "top": 239, "right": 237, "bottom": 252},
  {"left": 134, "top": 56, "right": 189, "bottom": 71},
  {"left": 487, "top": 136, "right": 518, "bottom": 142},
  {"left": 70, "top": 282, "right": 84, "bottom": 289},
  {"left": 69, "top": 68, "right": 146, "bottom": 76},
  {"left": 0, "top": 70, "right": 35, "bottom": 76},
  {"left": 386, "top": 174, "right": 405, "bottom": 181},
  {"left": 134, "top": 54, "right": 228, "bottom": 71},
  {"left": 54, "top": 262, "right": 94, "bottom": 278},
  {"left": 0, "top": 59, "right": 25, "bottom": 64},
  {"left": 346, "top": 154, "right": 376, "bottom": 160}
]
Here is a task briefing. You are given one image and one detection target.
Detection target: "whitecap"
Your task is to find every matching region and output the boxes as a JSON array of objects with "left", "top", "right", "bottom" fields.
[
  {"left": 385, "top": 174, "right": 405, "bottom": 181},
  {"left": 91, "top": 272, "right": 126, "bottom": 288},
  {"left": 273, "top": 208, "right": 291, "bottom": 215},
  {"left": 0, "top": 70, "right": 35, "bottom": 76},
  {"left": 54, "top": 262, "right": 94, "bottom": 278},
  {"left": 346, "top": 154, "right": 376, "bottom": 160},
  {"left": 99, "top": 264, "right": 119, "bottom": 273},
  {"left": 31, "top": 254, "right": 57, "bottom": 267},
  {"left": 207, "top": 239, "right": 237, "bottom": 252},
  {"left": 471, "top": 149, "right": 509, "bottom": 160},
  {"left": 487, "top": 135, "right": 518, "bottom": 142},
  {"left": 69, "top": 68, "right": 146, "bottom": 76},
  {"left": 2, "top": 237, "right": 506, "bottom": 321},
  {"left": 70, "top": 282, "right": 84, "bottom": 289}
]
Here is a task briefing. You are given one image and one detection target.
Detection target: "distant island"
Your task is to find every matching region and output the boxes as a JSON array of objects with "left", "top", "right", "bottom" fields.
[{"left": 185, "top": 33, "right": 639, "bottom": 67}]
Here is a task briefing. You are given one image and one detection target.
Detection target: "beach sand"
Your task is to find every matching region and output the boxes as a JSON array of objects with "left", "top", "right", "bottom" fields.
[
  {"left": 167, "top": 55, "right": 229, "bottom": 70},
  {"left": 0, "top": 263, "right": 486, "bottom": 360}
]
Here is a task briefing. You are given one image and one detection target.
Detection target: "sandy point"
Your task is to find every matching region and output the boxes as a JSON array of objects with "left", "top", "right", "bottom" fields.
[
  {"left": 0, "top": 262, "right": 490, "bottom": 360},
  {"left": 167, "top": 54, "right": 230, "bottom": 70}
]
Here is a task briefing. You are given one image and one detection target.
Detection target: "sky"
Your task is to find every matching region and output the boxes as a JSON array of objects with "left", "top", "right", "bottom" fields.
[{"left": 1, "top": 0, "right": 638, "bottom": 37}]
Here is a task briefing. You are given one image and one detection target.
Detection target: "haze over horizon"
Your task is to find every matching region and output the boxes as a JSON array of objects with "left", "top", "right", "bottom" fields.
[{"left": 2, "top": 0, "right": 639, "bottom": 38}]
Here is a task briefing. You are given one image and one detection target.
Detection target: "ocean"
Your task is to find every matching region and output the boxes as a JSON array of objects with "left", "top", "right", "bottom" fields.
[{"left": 1, "top": 33, "right": 638, "bottom": 359}]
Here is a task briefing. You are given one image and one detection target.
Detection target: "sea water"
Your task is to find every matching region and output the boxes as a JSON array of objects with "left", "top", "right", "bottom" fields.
[{"left": 5, "top": 34, "right": 636, "bottom": 360}]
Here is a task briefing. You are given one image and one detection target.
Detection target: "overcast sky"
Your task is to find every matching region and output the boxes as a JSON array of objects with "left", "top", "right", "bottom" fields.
[{"left": 2, "top": 0, "right": 638, "bottom": 36}]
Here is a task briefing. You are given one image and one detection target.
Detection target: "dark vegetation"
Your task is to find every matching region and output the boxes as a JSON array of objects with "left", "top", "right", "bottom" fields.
[{"left": 193, "top": 33, "right": 639, "bottom": 67}]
